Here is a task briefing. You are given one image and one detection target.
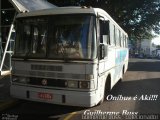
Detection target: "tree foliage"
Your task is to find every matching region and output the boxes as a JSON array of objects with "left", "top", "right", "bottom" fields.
[
  {"left": 157, "top": 45, "right": 160, "bottom": 49},
  {"left": 48, "top": 0, "right": 160, "bottom": 39}
]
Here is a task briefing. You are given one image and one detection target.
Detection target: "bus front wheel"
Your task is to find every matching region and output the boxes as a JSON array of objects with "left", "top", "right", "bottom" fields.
[{"left": 99, "top": 76, "right": 111, "bottom": 105}]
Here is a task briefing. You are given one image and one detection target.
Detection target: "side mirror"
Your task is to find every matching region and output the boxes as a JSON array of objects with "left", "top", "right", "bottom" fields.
[{"left": 100, "top": 43, "right": 105, "bottom": 59}]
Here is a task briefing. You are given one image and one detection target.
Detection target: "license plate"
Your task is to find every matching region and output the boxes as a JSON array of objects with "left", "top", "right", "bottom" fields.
[{"left": 38, "top": 92, "right": 53, "bottom": 100}]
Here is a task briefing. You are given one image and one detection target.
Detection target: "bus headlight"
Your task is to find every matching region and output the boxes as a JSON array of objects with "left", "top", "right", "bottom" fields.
[
  {"left": 79, "top": 81, "right": 94, "bottom": 89},
  {"left": 12, "top": 76, "right": 30, "bottom": 84},
  {"left": 79, "top": 81, "right": 90, "bottom": 89},
  {"left": 67, "top": 80, "right": 94, "bottom": 89},
  {"left": 67, "top": 81, "right": 78, "bottom": 88}
]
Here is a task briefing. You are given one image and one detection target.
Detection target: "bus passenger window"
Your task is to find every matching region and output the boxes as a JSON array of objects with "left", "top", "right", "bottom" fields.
[
  {"left": 99, "top": 20, "right": 110, "bottom": 44},
  {"left": 123, "top": 34, "right": 125, "bottom": 47},
  {"left": 110, "top": 24, "right": 115, "bottom": 46},
  {"left": 116, "top": 29, "right": 120, "bottom": 46}
]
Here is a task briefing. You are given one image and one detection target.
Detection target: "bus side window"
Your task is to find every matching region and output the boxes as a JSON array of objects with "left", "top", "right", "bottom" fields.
[
  {"left": 116, "top": 28, "right": 120, "bottom": 46},
  {"left": 119, "top": 30, "right": 121, "bottom": 47},
  {"left": 123, "top": 34, "right": 125, "bottom": 47},
  {"left": 126, "top": 36, "right": 128, "bottom": 48},
  {"left": 99, "top": 20, "right": 110, "bottom": 59},
  {"left": 120, "top": 32, "right": 123, "bottom": 47},
  {"left": 113, "top": 25, "right": 116, "bottom": 46},
  {"left": 99, "top": 20, "right": 110, "bottom": 44},
  {"left": 110, "top": 24, "right": 115, "bottom": 46}
]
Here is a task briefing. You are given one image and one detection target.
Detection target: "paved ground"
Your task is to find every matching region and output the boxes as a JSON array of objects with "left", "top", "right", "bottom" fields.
[
  {"left": 0, "top": 75, "right": 18, "bottom": 111},
  {"left": 0, "top": 75, "right": 11, "bottom": 105}
]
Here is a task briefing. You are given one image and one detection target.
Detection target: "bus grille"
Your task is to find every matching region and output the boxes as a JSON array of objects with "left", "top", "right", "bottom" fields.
[{"left": 29, "top": 77, "right": 66, "bottom": 88}]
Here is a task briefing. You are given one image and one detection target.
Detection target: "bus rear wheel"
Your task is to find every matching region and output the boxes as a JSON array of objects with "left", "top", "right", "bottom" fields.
[{"left": 119, "top": 66, "right": 125, "bottom": 82}]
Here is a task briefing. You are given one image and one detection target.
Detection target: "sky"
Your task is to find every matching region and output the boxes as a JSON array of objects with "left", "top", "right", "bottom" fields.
[{"left": 152, "top": 35, "right": 160, "bottom": 45}]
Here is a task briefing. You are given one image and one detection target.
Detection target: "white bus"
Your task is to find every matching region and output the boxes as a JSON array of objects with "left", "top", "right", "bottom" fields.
[{"left": 11, "top": 7, "right": 128, "bottom": 107}]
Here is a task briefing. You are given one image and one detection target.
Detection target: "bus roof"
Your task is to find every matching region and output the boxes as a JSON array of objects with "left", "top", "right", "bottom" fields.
[{"left": 16, "top": 7, "right": 96, "bottom": 18}]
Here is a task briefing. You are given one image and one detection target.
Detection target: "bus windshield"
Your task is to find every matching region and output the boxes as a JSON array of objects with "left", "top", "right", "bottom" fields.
[{"left": 14, "top": 14, "right": 96, "bottom": 60}]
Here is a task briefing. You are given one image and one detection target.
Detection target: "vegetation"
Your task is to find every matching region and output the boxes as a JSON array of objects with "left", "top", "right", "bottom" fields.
[{"left": 157, "top": 45, "right": 160, "bottom": 49}]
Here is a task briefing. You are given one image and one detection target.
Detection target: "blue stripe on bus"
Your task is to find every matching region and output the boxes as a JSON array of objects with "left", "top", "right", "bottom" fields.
[{"left": 115, "top": 49, "right": 127, "bottom": 64}]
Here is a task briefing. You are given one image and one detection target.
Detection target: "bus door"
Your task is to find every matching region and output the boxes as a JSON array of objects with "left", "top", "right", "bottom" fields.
[{"left": 98, "top": 18, "right": 110, "bottom": 75}]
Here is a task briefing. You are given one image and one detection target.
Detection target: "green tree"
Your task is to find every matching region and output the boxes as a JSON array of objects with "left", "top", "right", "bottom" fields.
[
  {"left": 157, "top": 45, "right": 160, "bottom": 49},
  {"left": 80, "top": 0, "right": 160, "bottom": 39}
]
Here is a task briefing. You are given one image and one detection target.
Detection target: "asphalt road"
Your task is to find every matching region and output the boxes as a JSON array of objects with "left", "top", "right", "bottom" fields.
[{"left": 1, "top": 58, "right": 160, "bottom": 120}]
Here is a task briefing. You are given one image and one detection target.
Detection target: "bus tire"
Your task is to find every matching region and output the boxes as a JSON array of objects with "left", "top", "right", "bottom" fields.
[
  {"left": 99, "top": 75, "right": 111, "bottom": 105},
  {"left": 119, "top": 66, "right": 125, "bottom": 82}
]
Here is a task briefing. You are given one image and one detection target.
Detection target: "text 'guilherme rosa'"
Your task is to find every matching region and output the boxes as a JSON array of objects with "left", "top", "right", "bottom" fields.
[{"left": 106, "top": 94, "right": 158, "bottom": 101}]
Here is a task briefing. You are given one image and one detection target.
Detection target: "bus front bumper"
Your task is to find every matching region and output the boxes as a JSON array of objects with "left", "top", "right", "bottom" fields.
[{"left": 10, "top": 85, "right": 98, "bottom": 107}]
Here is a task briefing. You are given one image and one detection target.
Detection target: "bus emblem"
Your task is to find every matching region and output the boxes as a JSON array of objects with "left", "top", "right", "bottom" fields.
[{"left": 42, "top": 79, "right": 48, "bottom": 86}]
